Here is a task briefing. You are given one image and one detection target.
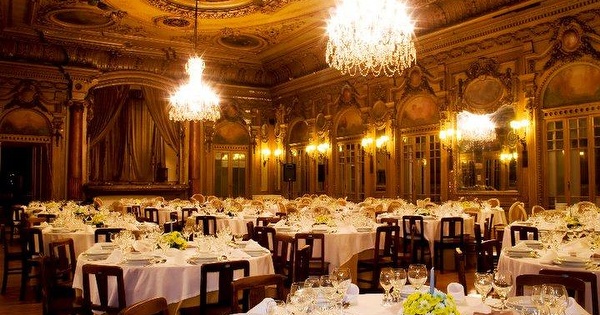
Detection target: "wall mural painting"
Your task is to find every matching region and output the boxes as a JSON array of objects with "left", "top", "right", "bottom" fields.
[
  {"left": 0, "top": 109, "right": 51, "bottom": 136},
  {"left": 289, "top": 121, "right": 309, "bottom": 144},
  {"left": 399, "top": 95, "right": 439, "bottom": 128},
  {"left": 336, "top": 109, "right": 364, "bottom": 137},
  {"left": 214, "top": 121, "right": 250, "bottom": 145},
  {"left": 543, "top": 64, "right": 600, "bottom": 108}
]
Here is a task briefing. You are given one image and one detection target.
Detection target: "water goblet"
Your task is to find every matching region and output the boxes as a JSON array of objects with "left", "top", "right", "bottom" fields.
[
  {"left": 492, "top": 270, "right": 513, "bottom": 310},
  {"left": 407, "top": 264, "right": 428, "bottom": 291},
  {"left": 391, "top": 268, "right": 407, "bottom": 302},
  {"left": 474, "top": 272, "right": 493, "bottom": 304},
  {"left": 379, "top": 268, "right": 394, "bottom": 306},
  {"left": 541, "top": 284, "right": 568, "bottom": 315},
  {"left": 319, "top": 275, "right": 337, "bottom": 301}
]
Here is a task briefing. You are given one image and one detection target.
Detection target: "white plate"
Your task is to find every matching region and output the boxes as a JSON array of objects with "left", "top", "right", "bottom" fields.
[
  {"left": 506, "top": 296, "right": 536, "bottom": 311},
  {"left": 188, "top": 255, "right": 218, "bottom": 264},
  {"left": 243, "top": 249, "right": 268, "bottom": 257},
  {"left": 125, "top": 254, "right": 154, "bottom": 262},
  {"left": 554, "top": 256, "right": 590, "bottom": 267},
  {"left": 83, "top": 250, "right": 111, "bottom": 260},
  {"left": 97, "top": 242, "right": 117, "bottom": 250},
  {"left": 356, "top": 227, "right": 373, "bottom": 232},
  {"left": 399, "top": 286, "right": 431, "bottom": 297}
]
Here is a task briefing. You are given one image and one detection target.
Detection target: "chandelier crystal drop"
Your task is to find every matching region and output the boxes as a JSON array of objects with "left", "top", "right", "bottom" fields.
[
  {"left": 457, "top": 111, "right": 496, "bottom": 143},
  {"left": 325, "top": 0, "right": 416, "bottom": 77},
  {"left": 169, "top": 56, "right": 220, "bottom": 122}
]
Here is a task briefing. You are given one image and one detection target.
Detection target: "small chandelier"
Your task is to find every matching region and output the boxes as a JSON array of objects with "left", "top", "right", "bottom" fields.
[
  {"left": 169, "top": 0, "right": 220, "bottom": 122},
  {"left": 457, "top": 111, "right": 496, "bottom": 143},
  {"left": 325, "top": 0, "right": 416, "bottom": 77}
]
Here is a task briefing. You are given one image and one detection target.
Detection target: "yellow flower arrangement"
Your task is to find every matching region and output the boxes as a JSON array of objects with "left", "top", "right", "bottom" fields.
[
  {"left": 162, "top": 231, "right": 188, "bottom": 250},
  {"left": 402, "top": 291, "right": 459, "bottom": 315},
  {"left": 91, "top": 212, "right": 107, "bottom": 225},
  {"left": 565, "top": 215, "right": 582, "bottom": 229},
  {"left": 314, "top": 214, "right": 331, "bottom": 225}
]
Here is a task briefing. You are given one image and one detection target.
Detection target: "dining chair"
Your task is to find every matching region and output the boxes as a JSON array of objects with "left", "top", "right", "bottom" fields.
[
  {"left": 294, "top": 245, "right": 312, "bottom": 283},
  {"left": 1, "top": 223, "right": 24, "bottom": 295},
  {"left": 357, "top": 225, "right": 400, "bottom": 291},
  {"left": 190, "top": 193, "right": 205, "bottom": 204},
  {"left": 434, "top": 217, "right": 464, "bottom": 273},
  {"left": 294, "top": 233, "right": 329, "bottom": 276},
  {"left": 82, "top": 264, "right": 126, "bottom": 315},
  {"left": 515, "top": 274, "right": 585, "bottom": 307},
  {"left": 380, "top": 217, "right": 399, "bottom": 226},
  {"left": 397, "top": 224, "right": 418, "bottom": 267},
  {"left": 119, "top": 297, "right": 169, "bottom": 315},
  {"left": 256, "top": 216, "right": 280, "bottom": 227},
  {"left": 163, "top": 220, "right": 181, "bottom": 233},
  {"left": 487, "top": 198, "right": 500, "bottom": 208},
  {"left": 20, "top": 227, "right": 44, "bottom": 300},
  {"left": 274, "top": 234, "right": 296, "bottom": 284},
  {"left": 194, "top": 215, "right": 217, "bottom": 236},
  {"left": 252, "top": 226, "right": 277, "bottom": 254},
  {"left": 199, "top": 260, "right": 250, "bottom": 315},
  {"left": 94, "top": 228, "right": 125, "bottom": 243},
  {"left": 245, "top": 221, "right": 255, "bottom": 241},
  {"left": 476, "top": 239, "right": 500, "bottom": 273},
  {"left": 37, "top": 213, "right": 58, "bottom": 223},
  {"left": 454, "top": 247, "right": 467, "bottom": 295},
  {"left": 143, "top": 207, "right": 160, "bottom": 224},
  {"left": 539, "top": 269, "right": 599, "bottom": 315},
  {"left": 401, "top": 215, "right": 430, "bottom": 265},
  {"left": 10, "top": 205, "right": 26, "bottom": 243},
  {"left": 48, "top": 238, "right": 77, "bottom": 286},
  {"left": 40, "top": 256, "right": 78, "bottom": 315},
  {"left": 483, "top": 214, "right": 495, "bottom": 240},
  {"left": 180, "top": 207, "right": 197, "bottom": 227},
  {"left": 530, "top": 205, "right": 546, "bottom": 216},
  {"left": 508, "top": 201, "right": 527, "bottom": 223},
  {"left": 230, "top": 274, "right": 286, "bottom": 313},
  {"left": 127, "top": 205, "right": 142, "bottom": 219},
  {"left": 509, "top": 225, "right": 538, "bottom": 246}
]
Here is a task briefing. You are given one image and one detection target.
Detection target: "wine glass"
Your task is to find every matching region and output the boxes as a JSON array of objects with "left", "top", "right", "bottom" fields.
[
  {"left": 379, "top": 268, "right": 394, "bottom": 306},
  {"left": 331, "top": 267, "right": 351, "bottom": 292},
  {"left": 541, "top": 284, "right": 569, "bottom": 314},
  {"left": 319, "top": 275, "right": 337, "bottom": 301},
  {"left": 530, "top": 285, "right": 545, "bottom": 309},
  {"left": 407, "top": 264, "right": 428, "bottom": 291},
  {"left": 391, "top": 268, "right": 407, "bottom": 302},
  {"left": 492, "top": 270, "right": 513, "bottom": 310},
  {"left": 304, "top": 276, "right": 320, "bottom": 300},
  {"left": 266, "top": 299, "right": 287, "bottom": 315},
  {"left": 474, "top": 272, "right": 493, "bottom": 304}
]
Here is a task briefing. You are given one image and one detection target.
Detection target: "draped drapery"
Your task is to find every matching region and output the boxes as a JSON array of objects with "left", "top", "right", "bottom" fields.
[
  {"left": 88, "top": 85, "right": 130, "bottom": 146},
  {"left": 88, "top": 85, "right": 180, "bottom": 183}
]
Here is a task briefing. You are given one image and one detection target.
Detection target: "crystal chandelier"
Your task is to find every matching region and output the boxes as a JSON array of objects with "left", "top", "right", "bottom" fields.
[
  {"left": 325, "top": 0, "right": 416, "bottom": 77},
  {"left": 169, "top": 0, "right": 220, "bottom": 122},
  {"left": 457, "top": 111, "right": 496, "bottom": 143}
]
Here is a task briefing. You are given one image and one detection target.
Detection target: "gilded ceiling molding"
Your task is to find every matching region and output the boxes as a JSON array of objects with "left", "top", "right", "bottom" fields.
[
  {"left": 543, "top": 17, "right": 600, "bottom": 70},
  {"left": 147, "top": 0, "right": 302, "bottom": 19}
]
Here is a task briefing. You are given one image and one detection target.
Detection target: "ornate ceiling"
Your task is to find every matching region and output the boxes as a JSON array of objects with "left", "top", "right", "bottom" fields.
[{"left": 2, "top": 0, "right": 531, "bottom": 86}]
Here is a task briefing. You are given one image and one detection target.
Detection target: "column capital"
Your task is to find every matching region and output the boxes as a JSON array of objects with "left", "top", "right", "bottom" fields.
[{"left": 61, "top": 66, "right": 100, "bottom": 101}]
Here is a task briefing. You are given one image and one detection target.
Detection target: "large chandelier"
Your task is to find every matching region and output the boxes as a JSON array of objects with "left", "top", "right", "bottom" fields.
[
  {"left": 169, "top": 0, "right": 220, "bottom": 122},
  {"left": 325, "top": 0, "right": 416, "bottom": 77},
  {"left": 457, "top": 111, "right": 496, "bottom": 143}
]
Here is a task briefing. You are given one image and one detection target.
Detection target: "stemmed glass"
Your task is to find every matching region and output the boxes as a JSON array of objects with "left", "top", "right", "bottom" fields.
[
  {"left": 379, "top": 268, "right": 394, "bottom": 306},
  {"left": 474, "top": 272, "right": 493, "bottom": 304},
  {"left": 492, "top": 270, "right": 513, "bottom": 310},
  {"left": 541, "top": 284, "right": 569, "bottom": 315},
  {"left": 407, "top": 264, "right": 428, "bottom": 292},
  {"left": 391, "top": 268, "right": 407, "bottom": 302},
  {"left": 319, "top": 275, "right": 337, "bottom": 301}
]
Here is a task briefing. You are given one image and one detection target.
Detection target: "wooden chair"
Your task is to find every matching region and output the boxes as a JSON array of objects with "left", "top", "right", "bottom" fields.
[
  {"left": 40, "top": 256, "right": 78, "bottom": 315},
  {"left": 515, "top": 274, "right": 585, "bottom": 307},
  {"left": 294, "top": 233, "right": 330, "bottom": 276},
  {"left": 1, "top": 223, "right": 24, "bottom": 295},
  {"left": 190, "top": 193, "right": 205, "bottom": 204},
  {"left": 245, "top": 221, "right": 255, "bottom": 241},
  {"left": 20, "top": 227, "right": 44, "bottom": 300},
  {"left": 483, "top": 214, "right": 495, "bottom": 240},
  {"left": 37, "top": 213, "right": 58, "bottom": 223},
  {"left": 143, "top": 207, "right": 160, "bottom": 224},
  {"left": 274, "top": 234, "right": 296, "bottom": 284},
  {"left": 82, "top": 264, "right": 126, "bottom": 315},
  {"left": 380, "top": 217, "right": 399, "bottom": 226},
  {"left": 163, "top": 220, "right": 181, "bottom": 233},
  {"left": 357, "top": 225, "right": 400, "bottom": 291},
  {"left": 48, "top": 238, "right": 77, "bottom": 286},
  {"left": 10, "top": 205, "right": 26, "bottom": 243},
  {"left": 252, "top": 226, "right": 277, "bottom": 254},
  {"left": 231, "top": 274, "right": 286, "bottom": 313},
  {"left": 539, "top": 269, "right": 599, "bottom": 315},
  {"left": 127, "top": 205, "right": 142, "bottom": 219},
  {"left": 434, "top": 217, "right": 464, "bottom": 272},
  {"left": 256, "top": 217, "right": 280, "bottom": 227},
  {"left": 508, "top": 202, "right": 527, "bottom": 223},
  {"left": 94, "top": 228, "right": 124, "bottom": 243},
  {"left": 531, "top": 205, "right": 545, "bottom": 216},
  {"left": 194, "top": 215, "right": 217, "bottom": 236},
  {"left": 454, "top": 248, "right": 467, "bottom": 295},
  {"left": 119, "top": 297, "right": 169, "bottom": 315},
  {"left": 199, "top": 261, "right": 249, "bottom": 315},
  {"left": 180, "top": 207, "right": 197, "bottom": 227},
  {"left": 476, "top": 239, "right": 500, "bottom": 273},
  {"left": 401, "top": 216, "right": 430, "bottom": 265},
  {"left": 509, "top": 225, "right": 538, "bottom": 246},
  {"left": 487, "top": 198, "right": 500, "bottom": 208},
  {"left": 294, "top": 245, "right": 312, "bottom": 283}
]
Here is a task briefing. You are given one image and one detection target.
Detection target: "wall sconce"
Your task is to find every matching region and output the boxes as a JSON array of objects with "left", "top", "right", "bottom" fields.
[
  {"left": 500, "top": 150, "right": 518, "bottom": 163},
  {"left": 261, "top": 148, "right": 271, "bottom": 166},
  {"left": 361, "top": 135, "right": 390, "bottom": 157},
  {"left": 510, "top": 118, "right": 529, "bottom": 167},
  {"left": 306, "top": 142, "right": 329, "bottom": 158}
]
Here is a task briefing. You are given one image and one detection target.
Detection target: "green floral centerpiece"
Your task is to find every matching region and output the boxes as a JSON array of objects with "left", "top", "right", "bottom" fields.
[
  {"left": 314, "top": 214, "right": 331, "bottom": 225},
  {"left": 402, "top": 291, "right": 459, "bottom": 315},
  {"left": 91, "top": 212, "right": 107, "bottom": 226},
  {"left": 162, "top": 231, "right": 187, "bottom": 250},
  {"left": 565, "top": 215, "right": 582, "bottom": 229}
]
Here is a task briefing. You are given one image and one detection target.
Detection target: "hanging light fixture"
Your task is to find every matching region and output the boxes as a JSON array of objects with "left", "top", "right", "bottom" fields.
[
  {"left": 169, "top": 0, "right": 220, "bottom": 122},
  {"left": 325, "top": 0, "right": 416, "bottom": 77}
]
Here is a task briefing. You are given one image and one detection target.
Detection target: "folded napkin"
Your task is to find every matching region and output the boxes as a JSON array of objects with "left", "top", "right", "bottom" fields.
[
  {"left": 247, "top": 297, "right": 274, "bottom": 315},
  {"left": 344, "top": 283, "right": 359, "bottom": 304},
  {"left": 565, "top": 297, "right": 580, "bottom": 315},
  {"left": 228, "top": 248, "right": 251, "bottom": 259},
  {"left": 447, "top": 282, "right": 465, "bottom": 304},
  {"left": 133, "top": 239, "right": 155, "bottom": 253},
  {"left": 125, "top": 223, "right": 139, "bottom": 231},
  {"left": 245, "top": 239, "right": 265, "bottom": 251},
  {"left": 511, "top": 241, "right": 529, "bottom": 250},
  {"left": 560, "top": 239, "right": 593, "bottom": 258},
  {"left": 105, "top": 250, "right": 123, "bottom": 264},
  {"left": 273, "top": 220, "right": 286, "bottom": 227},
  {"left": 84, "top": 225, "right": 94, "bottom": 233},
  {"left": 539, "top": 249, "right": 558, "bottom": 264}
]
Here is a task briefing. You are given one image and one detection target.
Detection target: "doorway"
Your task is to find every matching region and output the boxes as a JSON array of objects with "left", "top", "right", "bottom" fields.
[{"left": 0, "top": 143, "right": 50, "bottom": 203}]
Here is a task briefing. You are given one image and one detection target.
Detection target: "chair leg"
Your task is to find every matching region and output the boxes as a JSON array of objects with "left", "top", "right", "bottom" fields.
[
  {"left": 1, "top": 263, "right": 8, "bottom": 294},
  {"left": 20, "top": 263, "right": 30, "bottom": 300}
]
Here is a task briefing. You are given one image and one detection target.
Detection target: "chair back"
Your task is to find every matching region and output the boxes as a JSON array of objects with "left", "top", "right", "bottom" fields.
[
  {"left": 274, "top": 234, "right": 296, "bottom": 283},
  {"left": 474, "top": 223, "right": 483, "bottom": 248},
  {"left": 194, "top": 215, "right": 217, "bottom": 235},
  {"left": 439, "top": 217, "right": 464, "bottom": 246},
  {"left": 374, "top": 225, "right": 400, "bottom": 267},
  {"left": 294, "top": 245, "right": 312, "bottom": 283},
  {"left": 401, "top": 216, "right": 425, "bottom": 240},
  {"left": 509, "top": 225, "right": 539, "bottom": 246},
  {"left": 294, "top": 233, "right": 327, "bottom": 275},
  {"left": 539, "top": 269, "right": 599, "bottom": 315},
  {"left": 191, "top": 193, "right": 205, "bottom": 204},
  {"left": 94, "top": 228, "right": 125, "bottom": 243},
  {"left": 508, "top": 202, "right": 527, "bottom": 223},
  {"left": 454, "top": 248, "right": 467, "bottom": 294},
  {"left": 163, "top": 220, "right": 181, "bottom": 233},
  {"left": 531, "top": 205, "right": 546, "bottom": 215},
  {"left": 380, "top": 217, "right": 399, "bottom": 226},
  {"left": 37, "top": 213, "right": 57, "bottom": 223},
  {"left": 180, "top": 207, "right": 198, "bottom": 226},
  {"left": 476, "top": 239, "right": 500, "bottom": 273},
  {"left": 82, "top": 264, "right": 126, "bottom": 315},
  {"left": 200, "top": 260, "right": 249, "bottom": 314},
  {"left": 252, "top": 226, "right": 277, "bottom": 253},
  {"left": 143, "top": 207, "right": 160, "bottom": 224},
  {"left": 256, "top": 217, "right": 280, "bottom": 227},
  {"left": 21, "top": 227, "right": 44, "bottom": 258},
  {"left": 119, "top": 297, "right": 169, "bottom": 315},
  {"left": 127, "top": 205, "right": 142, "bottom": 219},
  {"left": 487, "top": 198, "right": 500, "bottom": 208},
  {"left": 245, "top": 221, "right": 255, "bottom": 240},
  {"left": 48, "top": 238, "right": 77, "bottom": 282},
  {"left": 515, "top": 274, "right": 585, "bottom": 307},
  {"left": 231, "top": 274, "right": 286, "bottom": 313},
  {"left": 483, "top": 214, "right": 495, "bottom": 240}
]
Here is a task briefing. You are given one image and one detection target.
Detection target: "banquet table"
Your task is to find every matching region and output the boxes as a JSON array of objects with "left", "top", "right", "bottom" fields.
[
  {"left": 72, "top": 244, "right": 275, "bottom": 312},
  {"left": 243, "top": 293, "right": 589, "bottom": 315}
]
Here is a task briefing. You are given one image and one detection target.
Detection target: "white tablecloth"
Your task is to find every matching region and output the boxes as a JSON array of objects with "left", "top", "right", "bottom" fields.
[
  {"left": 73, "top": 247, "right": 275, "bottom": 308},
  {"left": 42, "top": 229, "right": 95, "bottom": 257}
]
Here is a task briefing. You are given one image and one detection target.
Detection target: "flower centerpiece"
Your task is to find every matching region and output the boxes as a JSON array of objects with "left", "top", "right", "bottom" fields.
[
  {"left": 402, "top": 291, "right": 459, "bottom": 315},
  {"left": 565, "top": 215, "right": 582, "bottom": 229},
  {"left": 162, "top": 231, "right": 188, "bottom": 250},
  {"left": 91, "top": 212, "right": 107, "bottom": 227}
]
